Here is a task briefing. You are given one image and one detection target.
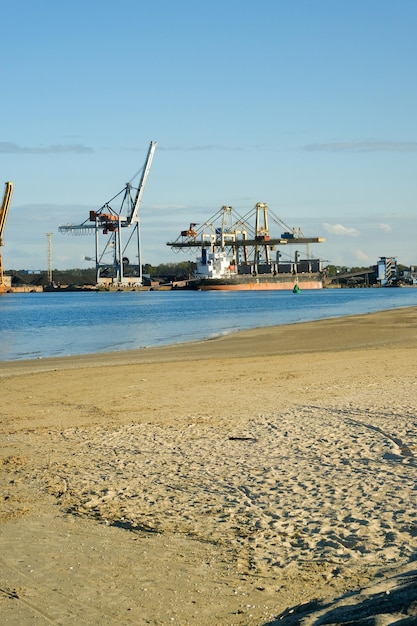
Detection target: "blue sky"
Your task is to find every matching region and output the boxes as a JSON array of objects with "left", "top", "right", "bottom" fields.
[{"left": 1, "top": 0, "right": 416, "bottom": 270}]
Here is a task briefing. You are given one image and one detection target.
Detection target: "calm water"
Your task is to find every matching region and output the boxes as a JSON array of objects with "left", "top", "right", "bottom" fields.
[{"left": 0, "top": 288, "right": 416, "bottom": 361}]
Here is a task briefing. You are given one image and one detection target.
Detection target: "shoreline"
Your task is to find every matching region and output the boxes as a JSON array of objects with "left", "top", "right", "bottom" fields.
[
  {"left": 1, "top": 306, "right": 417, "bottom": 624},
  {"left": 2, "top": 289, "right": 417, "bottom": 365},
  {"left": 1, "top": 306, "right": 416, "bottom": 376}
]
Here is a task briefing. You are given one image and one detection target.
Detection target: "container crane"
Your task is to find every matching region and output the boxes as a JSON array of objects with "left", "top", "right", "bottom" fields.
[
  {"left": 59, "top": 141, "right": 157, "bottom": 286},
  {"left": 0, "top": 181, "right": 13, "bottom": 293}
]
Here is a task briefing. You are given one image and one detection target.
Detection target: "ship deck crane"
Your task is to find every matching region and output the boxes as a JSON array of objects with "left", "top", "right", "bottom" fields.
[
  {"left": 59, "top": 142, "right": 156, "bottom": 285},
  {"left": 0, "top": 181, "right": 13, "bottom": 293},
  {"left": 167, "top": 203, "right": 325, "bottom": 267}
]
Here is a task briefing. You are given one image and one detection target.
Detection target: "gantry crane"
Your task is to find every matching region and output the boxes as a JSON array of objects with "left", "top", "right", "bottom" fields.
[
  {"left": 0, "top": 181, "right": 13, "bottom": 293},
  {"left": 59, "top": 141, "right": 157, "bottom": 285},
  {"left": 167, "top": 202, "right": 325, "bottom": 269}
]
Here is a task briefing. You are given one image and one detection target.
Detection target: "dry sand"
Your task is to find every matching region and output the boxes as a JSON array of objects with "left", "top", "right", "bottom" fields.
[{"left": 1, "top": 306, "right": 417, "bottom": 625}]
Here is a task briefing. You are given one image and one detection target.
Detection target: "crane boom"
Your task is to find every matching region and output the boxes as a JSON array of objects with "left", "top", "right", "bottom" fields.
[
  {"left": 0, "top": 181, "right": 13, "bottom": 241},
  {"left": 0, "top": 181, "right": 13, "bottom": 292},
  {"left": 128, "top": 141, "right": 157, "bottom": 225}
]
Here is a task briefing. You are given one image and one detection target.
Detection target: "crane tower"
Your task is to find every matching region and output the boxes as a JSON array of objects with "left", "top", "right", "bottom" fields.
[
  {"left": 0, "top": 181, "right": 13, "bottom": 293},
  {"left": 59, "top": 141, "right": 157, "bottom": 286},
  {"left": 46, "top": 232, "right": 53, "bottom": 285}
]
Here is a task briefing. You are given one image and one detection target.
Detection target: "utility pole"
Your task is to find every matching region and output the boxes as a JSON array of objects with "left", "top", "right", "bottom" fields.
[{"left": 46, "top": 232, "right": 53, "bottom": 284}]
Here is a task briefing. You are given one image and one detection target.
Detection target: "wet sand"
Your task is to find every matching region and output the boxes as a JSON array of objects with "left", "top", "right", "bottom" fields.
[{"left": 1, "top": 306, "right": 417, "bottom": 625}]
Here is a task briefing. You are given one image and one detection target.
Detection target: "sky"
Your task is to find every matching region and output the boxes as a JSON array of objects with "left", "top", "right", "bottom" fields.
[{"left": 1, "top": 0, "right": 416, "bottom": 271}]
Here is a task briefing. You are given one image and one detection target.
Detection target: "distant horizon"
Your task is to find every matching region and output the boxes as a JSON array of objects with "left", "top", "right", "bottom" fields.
[{"left": 5, "top": 257, "right": 414, "bottom": 275}]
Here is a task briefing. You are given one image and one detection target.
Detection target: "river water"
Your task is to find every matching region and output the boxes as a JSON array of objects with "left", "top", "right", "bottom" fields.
[{"left": 0, "top": 288, "right": 416, "bottom": 361}]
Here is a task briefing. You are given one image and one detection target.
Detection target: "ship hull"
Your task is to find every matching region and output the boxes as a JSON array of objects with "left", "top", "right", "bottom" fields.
[{"left": 197, "top": 274, "right": 324, "bottom": 291}]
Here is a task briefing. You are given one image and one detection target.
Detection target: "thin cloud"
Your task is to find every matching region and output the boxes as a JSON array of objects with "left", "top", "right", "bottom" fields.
[
  {"left": 379, "top": 223, "right": 392, "bottom": 232},
  {"left": 302, "top": 140, "right": 417, "bottom": 153},
  {"left": 159, "top": 144, "right": 245, "bottom": 152},
  {"left": 324, "top": 223, "right": 359, "bottom": 236},
  {"left": 152, "top": 203, "right": 189, "bottom": 210},
  {"left": 355, "top": 249, "right": 370, "bottom": 262},
  {"left": 0, "top": 141, "right": 93, "bottom": 154}
]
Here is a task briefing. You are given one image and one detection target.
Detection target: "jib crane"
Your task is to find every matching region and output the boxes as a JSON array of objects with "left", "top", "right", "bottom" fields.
[
  {"left": 0, "top": 181, "right": 13, "bottom": 293},
  {"left": 59, "top": 141, "right": 156, "bottom": 285}
]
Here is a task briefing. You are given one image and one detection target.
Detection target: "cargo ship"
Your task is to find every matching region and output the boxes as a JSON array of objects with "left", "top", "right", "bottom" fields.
[
  {"left": 168, "top": 203, "right": 326, "bottom": 291},
  {"left": 194, "top": 248, "right": 324, "bottom": 291}
]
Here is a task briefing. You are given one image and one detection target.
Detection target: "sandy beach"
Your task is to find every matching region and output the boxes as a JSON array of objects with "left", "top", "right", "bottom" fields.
[{"left": 1, "top": 306, "right": 417, "bottom": 625}]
